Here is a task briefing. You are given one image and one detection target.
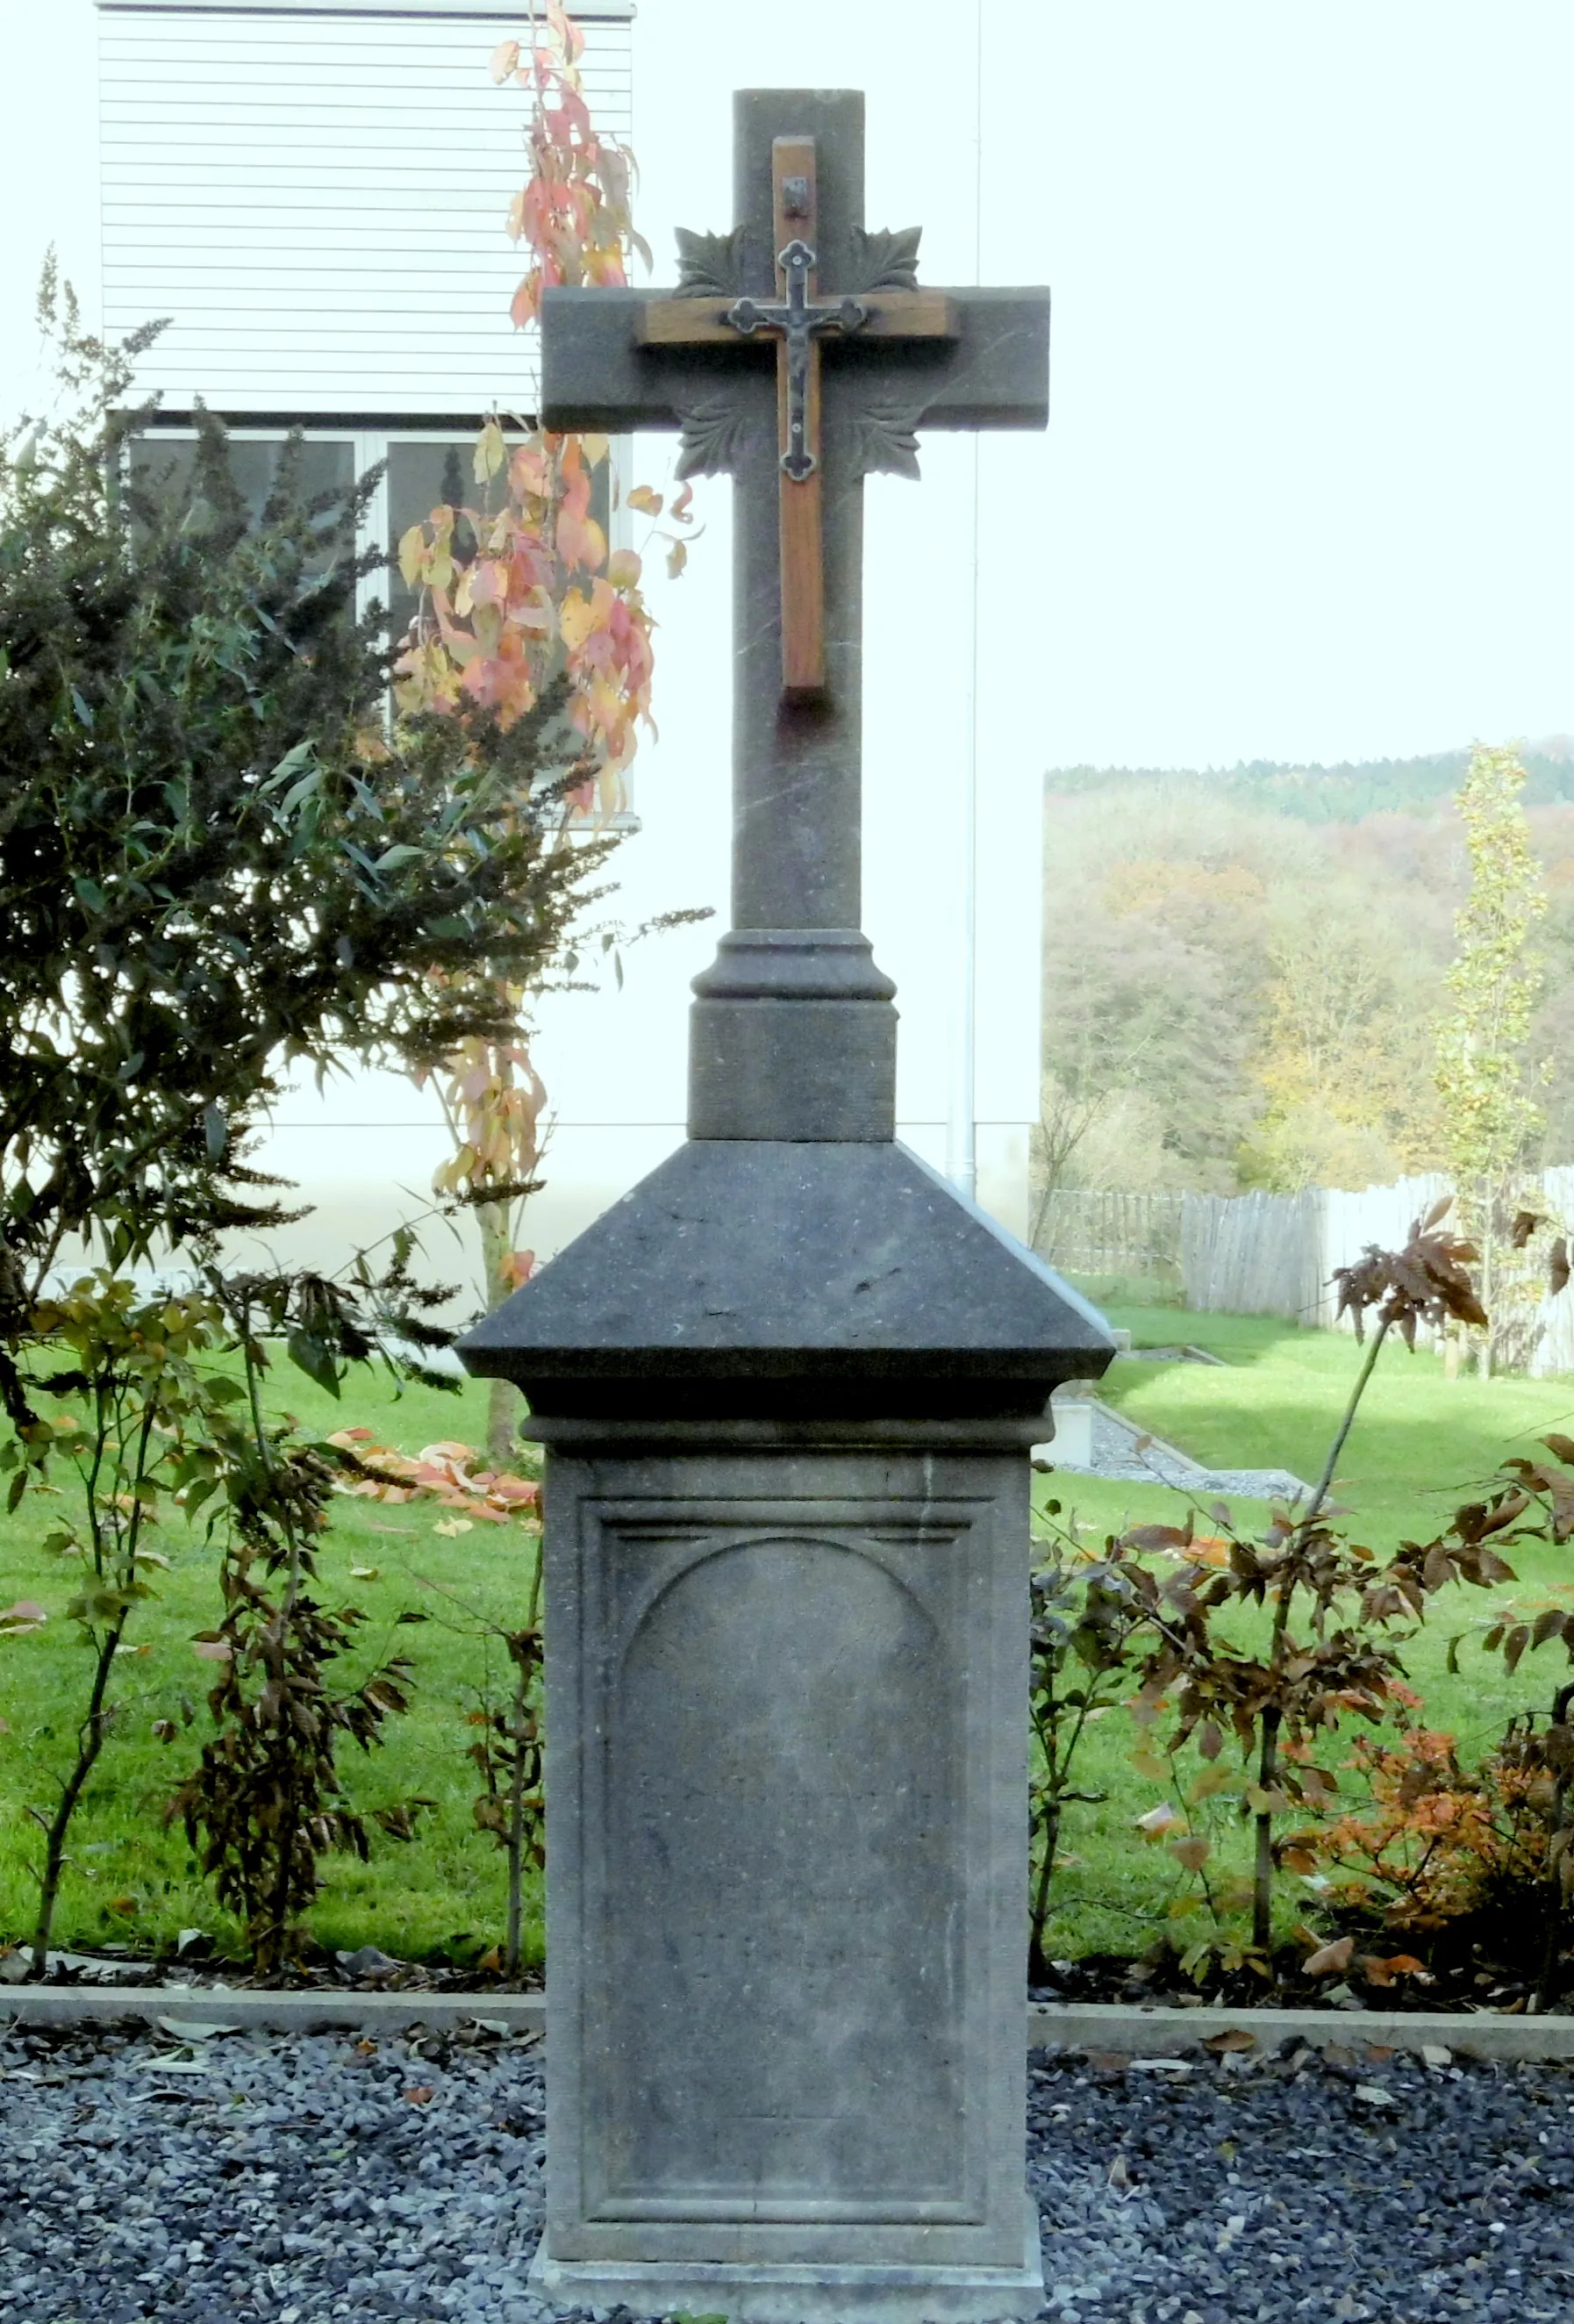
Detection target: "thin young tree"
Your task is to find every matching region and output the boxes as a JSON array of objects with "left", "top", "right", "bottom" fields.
[
  {"left": 1434, "top": 744, "right": 1548, "bottom": 1376},
  {"left": 396, "top": 3, "right": 699, "bottom": 1461}
]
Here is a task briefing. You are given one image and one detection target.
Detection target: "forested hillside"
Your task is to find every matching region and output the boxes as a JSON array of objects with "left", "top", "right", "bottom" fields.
[{"left": 1039, "top": 745, "right": 1574, "bottom": 1199}]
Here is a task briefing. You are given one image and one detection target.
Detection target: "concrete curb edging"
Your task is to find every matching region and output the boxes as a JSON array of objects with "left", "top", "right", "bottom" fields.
[
  {"left": 3, "top": 1987, "right": 1573, "bottom": 2064},
  {"left": 0, "top": 1987, "right": 547, "bottom": 2037},
  {"left": 1027, "top": 2001, "right": 1574, "bottom": 2064}
]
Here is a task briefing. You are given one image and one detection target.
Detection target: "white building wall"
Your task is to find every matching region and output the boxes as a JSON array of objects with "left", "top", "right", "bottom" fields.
[
  {"left": 93, "top": 0, "right": 1043, "bottom": 1306},
  {"left": 98, "top": 0, "right": 633, "bottom": 415}
]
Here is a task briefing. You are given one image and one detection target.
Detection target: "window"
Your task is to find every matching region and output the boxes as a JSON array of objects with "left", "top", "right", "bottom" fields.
[
  {"left": 131, "top": 422, "right": 633, "bottom": 822},
  {"left": 128, "top": 433, "right": 356, "bottom": 577}
]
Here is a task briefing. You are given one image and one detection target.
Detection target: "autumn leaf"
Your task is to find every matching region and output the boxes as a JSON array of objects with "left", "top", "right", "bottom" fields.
[
  {"left": 1170, "top": 1835, "right": 1212, "bottom": 1873},
  {"left": 397, "top": 524, "right": 427, "bottom": 590},
  {"left": 1184, "top": 1537, "right": 1231, "bottom": 1568},
  {"left": 626, "top": 483, "right": 662, "bottom": 516},
  {"left": 403, "top": 2085, "right": 435, "bottom": 2105},
  {"left": 1123, "top": 1524, "right": 1193, "bottom": 1555},
  {"left": 557, "top": 589, "right": 597, "bottom": 653},
  {"left": 1303, "top": 1934, "right": 1355, "bottom": 1977},
  {"left": 556, "top": 505, "right": 606, "bottom": 572},
  {"left": 473, "top": 419, "right": 507, "bottom": 482},
  {"left": 1363, "top": 1953, "right": 1427, "bottom": 1986}
]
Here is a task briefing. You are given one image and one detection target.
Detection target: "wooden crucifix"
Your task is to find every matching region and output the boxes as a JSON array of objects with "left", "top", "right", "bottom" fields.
[
  {"left": 539, "top": 86, "right": 1048, "bottom": 961},
  {"left": 637, "top": 136, "right": 959, "bottom": 693}
]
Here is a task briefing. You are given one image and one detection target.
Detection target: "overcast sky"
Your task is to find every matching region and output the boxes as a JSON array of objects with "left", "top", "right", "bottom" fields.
[{"left": 7, "top": 0, "right": 1571, "bottom": 772}]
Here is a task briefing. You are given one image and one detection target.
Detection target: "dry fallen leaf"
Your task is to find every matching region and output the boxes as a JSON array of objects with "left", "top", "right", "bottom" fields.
[
  {"left": 403, "top": 2085, "right": 435, "bottom": 2106},
  {"left": 1363, "top": 1954, "right": 1427, "bottom": 1987},
  {"left": 1203, "top": 2028, "right": 1256, "bottom": 2055},
  {"left": 1134, "top": 1803, "right": 1184, "bottom": 1840},
  {"left": 1304, "top": 1935, "right": 1356, "bottom": 1978}
]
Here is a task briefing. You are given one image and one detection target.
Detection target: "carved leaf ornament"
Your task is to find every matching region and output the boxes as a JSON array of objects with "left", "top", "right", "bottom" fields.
[
  {"left": 847, "top": 400, "right": 926, "bottom": 481},
  {"left": 674, "top": 401, "right": 753, "bottom": 482},
  {"left": 674, "top": 226, "right": 747, "bottom": 298},
  {"left": 670, "top": 221, "right": 930, "bottom": 482},
  {"left": 850, "top": 224, "right": 923, "bottom": 292}
]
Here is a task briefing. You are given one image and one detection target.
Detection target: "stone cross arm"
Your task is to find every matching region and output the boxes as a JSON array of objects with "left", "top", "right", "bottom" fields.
[
  {"left": 539, "top": 282, "right": 1049, "bottom": 447},
  {"left": 538, "top": 93, "right": 1048, "bottom": 708}
]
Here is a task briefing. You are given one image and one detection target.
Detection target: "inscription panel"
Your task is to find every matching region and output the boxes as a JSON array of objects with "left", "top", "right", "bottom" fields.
[{"left": 580, "top": 1511, "right": 978, "bottom": 2223}]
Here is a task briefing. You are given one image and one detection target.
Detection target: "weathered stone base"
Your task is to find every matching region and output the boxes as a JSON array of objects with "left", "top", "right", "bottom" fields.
[{"left": 528, "top": 2198, "right": 1045, "bottom": 2324}]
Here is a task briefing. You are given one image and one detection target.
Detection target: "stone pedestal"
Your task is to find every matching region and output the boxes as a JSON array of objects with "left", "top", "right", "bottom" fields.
[
  {"left": 527, "top": 1424, "right": 1039, "bottom": 2322},
  {"left": 461, "top": 1142, "right": 1113, "bottom": 2322}
]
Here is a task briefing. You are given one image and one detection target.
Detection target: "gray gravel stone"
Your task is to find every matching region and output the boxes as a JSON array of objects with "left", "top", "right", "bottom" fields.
[{"left": 3, "top": 2020, "right": 1570, "bottom": 2320}]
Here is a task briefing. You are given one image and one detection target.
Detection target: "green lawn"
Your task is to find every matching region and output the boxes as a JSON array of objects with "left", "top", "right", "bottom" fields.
[
  {"left": 4, "top": 1304, "right": 1572, "bottom": 1975},
  {"left": 1026, "top": 1296, "right": 1574, "bottom": 1962},
  {"left": 0, "top": 1359, "right": 545, "bottom": 1969}
]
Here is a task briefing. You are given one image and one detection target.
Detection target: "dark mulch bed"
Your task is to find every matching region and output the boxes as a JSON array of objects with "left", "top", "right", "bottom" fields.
[
  {"left": 1, "top": 1938, "right": 544, "bottom": 1998},
  {"left": 1035, "top": 1912, "right": 1574, "bottom": 2019}
]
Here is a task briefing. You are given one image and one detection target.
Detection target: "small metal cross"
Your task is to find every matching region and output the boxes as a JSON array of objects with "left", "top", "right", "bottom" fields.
[{"left": 727, "top": 238, "right": 868, "bottom": 484}]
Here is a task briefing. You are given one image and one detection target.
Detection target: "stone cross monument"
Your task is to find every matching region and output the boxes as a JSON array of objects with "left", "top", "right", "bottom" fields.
[{"left": 461, "top": 87, "right": 1113, "bottom": 2324}]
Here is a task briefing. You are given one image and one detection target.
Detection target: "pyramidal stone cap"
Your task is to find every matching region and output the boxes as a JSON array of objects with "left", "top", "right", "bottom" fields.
[{"left": 460, "top": 1137, "right": 1115, "bottom": 1420}]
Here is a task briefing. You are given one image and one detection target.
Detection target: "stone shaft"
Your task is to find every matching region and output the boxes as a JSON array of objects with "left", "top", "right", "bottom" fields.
[
  {"left": 534, "top": 88, "right": 1049, "bottom": 1140},
  {"left": 729, "top": 92, "right": 864, "bottom": 935}
]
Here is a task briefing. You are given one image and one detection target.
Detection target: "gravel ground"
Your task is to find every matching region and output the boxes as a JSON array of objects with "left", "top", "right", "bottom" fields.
[
  {"left": 3, "top": 2019, "right": 1570, "bottom": 2323},
  {"left": 1051, "top": 1404, "right": 1312, "bottom": 1503}
]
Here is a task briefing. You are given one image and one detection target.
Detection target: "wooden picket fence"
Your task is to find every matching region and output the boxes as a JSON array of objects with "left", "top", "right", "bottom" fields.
[
  {"left": 1036, "top": 1169, "right": 1574, "bottom": 1376},
  {"left": 1029, "top": 1188, "right": 1185, "bottom": 1293}
]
